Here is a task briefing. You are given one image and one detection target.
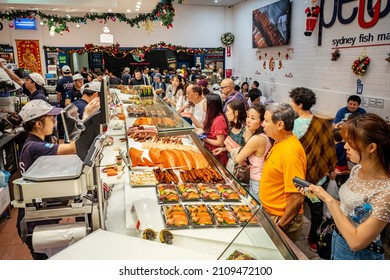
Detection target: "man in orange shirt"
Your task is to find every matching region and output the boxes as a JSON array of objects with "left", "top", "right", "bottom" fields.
[{"left": 260, "top": 103, "right": 307, "bottom": 242}]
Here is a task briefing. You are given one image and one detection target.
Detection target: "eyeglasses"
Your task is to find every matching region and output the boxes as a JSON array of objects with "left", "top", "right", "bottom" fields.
[{"left": 220, "top": 86, "right": 230, "bottom": 89}]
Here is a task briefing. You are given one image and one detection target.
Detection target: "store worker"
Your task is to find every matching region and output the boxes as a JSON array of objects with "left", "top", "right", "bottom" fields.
[
  {"left": 64, "top": 73, "right": 84, "bottom": 106},
  {"left": 14, "top": 99, "right": 100, "bottom": 259},
  {"left": 56, "top": 65, "right": 74, "bottom": 108},
  {"left": 0, "top": 60, "right": 46, "bottom": 101},
  {"left": 73, "top": 82, "right": 100, "bottom": 119},
  {"left": 333, "top": 94, "right": 367, "bottom": 129}
]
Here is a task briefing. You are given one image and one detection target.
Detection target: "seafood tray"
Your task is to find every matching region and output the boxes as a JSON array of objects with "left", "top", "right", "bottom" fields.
[
  {"left": 156, "top": 184, "right": 180, "bottom": 204},
  {"left": 197, "top": 183, "right": 221, "bottom": 201},
  {"left": 161, "top": 204, "right": 190, "bottom": 229},
  {"left": 185, "top": 204, "right": 215, "bottom": 228},
  {"left": 130, "top": 171, "right": 158, "bottom": 187},
  {"left": 207, "top": 204, "right": 239, "bottom": 227},
  {"left": 229, "top": 205, "right": 261, "bottom": 226},
  {"left": 177, "top": 183, "right": 201, "bottom": 201},
  {"left": 215, "top": 184, "right": 241, "bottom": 202}
]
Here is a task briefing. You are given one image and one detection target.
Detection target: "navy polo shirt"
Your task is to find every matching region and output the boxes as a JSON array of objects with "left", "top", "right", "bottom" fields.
[
  {"left": 23, "top": 84, "right": 47, "bottom": 101},
  {"left": 19, "top": 134, "right": 59, "bottom": 174},
  {"left": 73, "top": 98, "right": 88, "bottom": 119}
]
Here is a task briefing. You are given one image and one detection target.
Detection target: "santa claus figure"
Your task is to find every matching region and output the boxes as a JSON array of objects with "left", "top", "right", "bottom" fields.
[{"left": 304, "top": 0, "right": 320, "bottom": 36}]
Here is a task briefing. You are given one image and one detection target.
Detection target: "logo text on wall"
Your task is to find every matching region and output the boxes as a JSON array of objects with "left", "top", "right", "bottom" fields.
[{"left": 318, "top": 0, "right": 390, "bottom": 46}]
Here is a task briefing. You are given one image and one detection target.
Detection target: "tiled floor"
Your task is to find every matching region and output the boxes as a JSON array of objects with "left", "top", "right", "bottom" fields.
[{"left": 0, "top": 207, "right": 32, "bottom": 260}]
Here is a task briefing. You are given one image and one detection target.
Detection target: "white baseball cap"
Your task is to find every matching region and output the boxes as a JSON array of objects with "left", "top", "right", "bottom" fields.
[
  {"left": 81, "top": 82, "right": 101, "bottom": 94},
  {"left": 72, "top": 73, "right": 84, "bottom": 81},
  {"left": 27, "top": 73, "right": 45, "bottom": 86},
  {"left": 62, "top": 65, "right": 71, "bottom": 74},
  {"left": 19, "top": 99, "right": 62, "bottom": 123}
]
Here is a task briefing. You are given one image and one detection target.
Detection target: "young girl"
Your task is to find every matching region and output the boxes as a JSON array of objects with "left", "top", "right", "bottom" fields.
[
  {"left": 301, "top": 113, "right": 390, "bottom": 260},
  {"left": 213, "top": 100, "right": 250, "bottom": 172},
  {"left": 235, "top": 104, "right": 272, "bottom": 201},
  {"left": 203, "top": 93, "right": 228, "bottom": 166}
]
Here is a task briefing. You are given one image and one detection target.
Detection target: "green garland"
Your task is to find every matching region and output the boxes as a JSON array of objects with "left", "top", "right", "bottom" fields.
[
  {"left": 43, "top": 42, "right": 224, "bottom": 58},
  {"left": 0, "top": 0, "right": 181, "bottom": 34}
]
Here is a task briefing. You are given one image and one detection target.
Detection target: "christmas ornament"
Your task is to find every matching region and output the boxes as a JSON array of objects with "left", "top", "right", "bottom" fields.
[
  {"left": 221, "top": 32, "right": 235, "bottom": 46},
  {"left": 304, "top": 0, "right": 320, "bottom": 36},
  {"left": 143, "top": 19, "right": 155, "bottom": 35},
  {"left": 331, "top": 49, "right": 340, "bottom": 61},
  {"left": 9, "top": 23, "right": 14, "bottom": 28},
  {"left": 352, "top": 52, "right": 370, "bottom": 76}
]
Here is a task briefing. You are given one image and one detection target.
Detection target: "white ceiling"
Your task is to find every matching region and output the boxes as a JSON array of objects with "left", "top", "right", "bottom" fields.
[{"left": 0, "top": 0, "right": 244, "bottom": 13}]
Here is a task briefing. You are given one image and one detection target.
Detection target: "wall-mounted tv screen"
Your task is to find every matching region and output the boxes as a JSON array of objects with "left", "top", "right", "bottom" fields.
[
  {"left": 14, "top": 18, "right": 37, "bottom": 30},
  {"left": 252, "top": 0, "right": 291, "bottom": 48}
]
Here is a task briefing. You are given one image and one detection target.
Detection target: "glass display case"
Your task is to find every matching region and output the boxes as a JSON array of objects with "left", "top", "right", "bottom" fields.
[{"left": 99, "top": 90, "right": 307, "bottom": 260}]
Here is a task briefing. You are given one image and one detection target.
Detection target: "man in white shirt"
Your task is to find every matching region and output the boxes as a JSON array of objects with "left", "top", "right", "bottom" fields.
[{"left": 180, "top": 83, "right": 205, "bottom": 129}]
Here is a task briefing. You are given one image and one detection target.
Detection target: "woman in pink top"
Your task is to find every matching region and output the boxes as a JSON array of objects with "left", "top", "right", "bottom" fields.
[
  {"left": 236, "top": 104, "right": 273, "bottom": 201},
  {"left": 203, "top": 93, "right": 228, "bottom": 166}
]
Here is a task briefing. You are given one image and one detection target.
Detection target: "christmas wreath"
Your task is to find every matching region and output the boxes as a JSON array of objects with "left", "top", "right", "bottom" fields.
[
  {"left": 351, "top": 55, "right": 370, "bottom": 76},
  {"left": 221, "top": 32, "right": 235, "bottom": 46}
]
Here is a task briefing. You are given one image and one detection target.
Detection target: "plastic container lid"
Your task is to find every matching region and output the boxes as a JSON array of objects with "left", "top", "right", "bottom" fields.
[{"left": 22, "top": 155, "right": 83, "bottom": 182}]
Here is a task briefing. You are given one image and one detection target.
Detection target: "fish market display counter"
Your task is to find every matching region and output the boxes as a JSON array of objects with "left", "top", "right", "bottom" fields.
[{"left": 52, "top": 92, "right": 306, "bottom": 260}]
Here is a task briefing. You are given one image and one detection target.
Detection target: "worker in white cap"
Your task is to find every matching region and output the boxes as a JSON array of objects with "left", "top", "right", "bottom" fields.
[
  {"left": 64, "top": 73, "right": 84, "bottom": 106},
  {"left": 0, "top": 59, "right": 47, "bottom": 101}
]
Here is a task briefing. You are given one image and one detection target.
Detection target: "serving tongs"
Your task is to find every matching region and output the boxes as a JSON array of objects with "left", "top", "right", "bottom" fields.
[{"left": 119, "top": 149, "right": 133, "bottom": 174}]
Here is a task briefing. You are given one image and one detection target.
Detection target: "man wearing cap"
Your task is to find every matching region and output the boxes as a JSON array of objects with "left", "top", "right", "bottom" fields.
[
  {"left": 0, "top": 60, "right": 46, "bottom": 101},
  {"left": 64, "top": 73, "right": 84, "bottom": 106},
  {"left": 129, "top": 68, "right": 149, "bottom": 87},
  {"left": 121, "top": 67, "right": 131, "bottom": 85},
  {"left": 16, "top": 99, "right": 100, "bottom": 259},
  {"left": 73, "top": 82, "right": 101, "bottom": 119},
  {"left": 56, "top": 65, "right": 73, "bottom": 107}
]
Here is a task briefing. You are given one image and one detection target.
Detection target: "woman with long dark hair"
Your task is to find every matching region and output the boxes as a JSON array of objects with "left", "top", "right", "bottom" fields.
[
  {"left": 236, "top": 103, "right": 273, "bottom": 201},
  {"left": 203, "top": 93, "right": 228, "bottom": 166},
  {"left": 163, "top": 74, "right": 184, "bottom": 107},
  {"left": 213, "top": 100, "right": 250, "bottom": 172}
]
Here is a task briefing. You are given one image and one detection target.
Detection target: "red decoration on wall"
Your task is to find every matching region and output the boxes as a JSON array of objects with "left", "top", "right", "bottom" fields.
[
  {"left": 15, "top": 40, "right": 42, "bottom": 74},
  {"left": 225, "top": 69, "right": 232, "bottom": 78},
  {"left": 226, "top": 46, "right": 231, "bottom": 57}
]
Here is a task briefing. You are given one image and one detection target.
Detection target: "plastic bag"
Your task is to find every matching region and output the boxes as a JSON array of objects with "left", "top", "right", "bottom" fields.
[{"left": 0, "top": 170, "right": 11, "bottom": 188}]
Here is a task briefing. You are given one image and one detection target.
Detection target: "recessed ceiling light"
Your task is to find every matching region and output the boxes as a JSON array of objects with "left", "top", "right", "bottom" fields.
[
  {"left": 136, "top": 5, "right": 140, "bottom": 8},
  {"left": 108, "top": 9, "right": 112, "bottom": 12},
  {"left": 126, "top": 9, "right": 131, "bottom": 13},
  {"left": 214, "top": 0, "right": 218, "bottom": 3},
  {"left": 9, "top": 6, "right": 14, "bottom": 9},
  {"left": 137, "top": 1, "right": 142, "bottom": 4},
  {"left": 51, "top": 8, "right": 58, "bottom": 11},
  {"left": 135, "top": 8, "right": 139, "bottom": 12}
]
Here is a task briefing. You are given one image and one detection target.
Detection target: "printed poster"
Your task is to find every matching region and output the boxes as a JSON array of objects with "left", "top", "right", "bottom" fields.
[{"left": 15, "top": 40, "right": 42, "bottom": 74}]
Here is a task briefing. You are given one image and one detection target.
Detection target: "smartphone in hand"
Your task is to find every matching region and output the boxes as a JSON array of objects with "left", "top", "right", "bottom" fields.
[{"left": 292, "top": 177, "right": 321, "bottom": 203}]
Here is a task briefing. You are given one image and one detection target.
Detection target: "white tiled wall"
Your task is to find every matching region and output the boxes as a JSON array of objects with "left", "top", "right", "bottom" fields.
[{"left": 231, "top": 0, "right": 390, "bottom": 118}]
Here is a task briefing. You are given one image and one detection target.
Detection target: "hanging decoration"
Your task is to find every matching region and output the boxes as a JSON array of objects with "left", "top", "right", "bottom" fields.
[
  {"left": 143, "top": 19, "right": 156, "bottom": 35},
  {"left": 352, "top": 54, "right": 370, "bottom": 76},
  {"left": 304, "top": 0, "right": 320, "bottom": 36},
  {"left": 15, "top": 40, "right": 42, "bottom": 74},
  {"left": 43, "top": 42, "right": 224, "bottom": 57},
  {"left": 221, "top": 32, "right": 235, "bottom": 46},
  {"left": 0, "top": 0, "right": 182, "bottom": 34},
  {"left": 331, "top": 49, "right": 340, "bottom": 61}
]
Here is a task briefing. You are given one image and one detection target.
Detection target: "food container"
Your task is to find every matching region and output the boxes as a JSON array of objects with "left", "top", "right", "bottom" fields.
[
  {"left": 215, "top": 184, "right": 241, "bottom": 202},
  {"left": 208, "top": 204, "right": 239, "bottom": 227},
  {"left": 177, "top": 183, "right": 201, "bottom": 201},
  {"left": 161, "top": 204, "right": 190, "bottom": 229},
  {"left": 130, "top": 171, "right": 158, "bottom": 187},
  {"left": 197, "top": 183, "right": 221, "bottom": 201},
  {"left": 156, "top": 184, "right": 180, "bottom": 204},
  {"left": 229, "top": 205, "right": 261, "bottom": 226},
  {"left": 185, "top": 204, "right": 215, "bottom": 228}
]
